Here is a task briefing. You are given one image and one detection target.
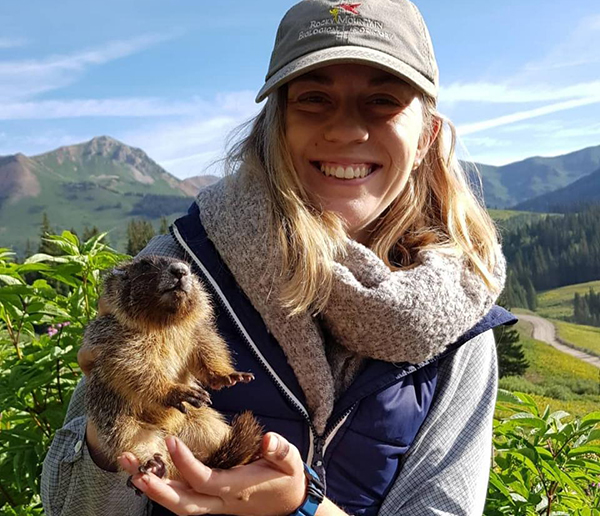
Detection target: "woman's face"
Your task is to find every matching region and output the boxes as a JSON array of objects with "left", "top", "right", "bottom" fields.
[{"left": 285, "top": 64, "right": 432, "bottom": 243}]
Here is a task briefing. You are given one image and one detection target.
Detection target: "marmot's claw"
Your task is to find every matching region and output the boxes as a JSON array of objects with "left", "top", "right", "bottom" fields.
[
  {"left": 166, "top": 384, "right": 211, "bottom": 412},
  {"left": 208, "top": 372, "right": 255, "bottom": 390},
  {"left": 126, "top": 475, "right": 144, "bottom": 497},
  {"left": 139, "top": 454, "right": 166, "bottom": 478}
]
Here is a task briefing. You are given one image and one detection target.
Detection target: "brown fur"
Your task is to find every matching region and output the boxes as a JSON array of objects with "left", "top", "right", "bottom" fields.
[{"left": 84, "top": 255, "right": 262, "bottom": 480}]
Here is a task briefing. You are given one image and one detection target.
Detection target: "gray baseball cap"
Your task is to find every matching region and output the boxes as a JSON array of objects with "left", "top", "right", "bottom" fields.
[{"left": 256, "top": 0, "right": 439, "bottom": 103}]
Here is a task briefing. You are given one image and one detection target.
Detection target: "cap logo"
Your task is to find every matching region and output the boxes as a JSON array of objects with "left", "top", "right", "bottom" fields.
[
  {"left": 299, "top": 2, "right": 392, "bottom": 41},
  {"left": 339, "top": 3, "right": 361, "bottom": 15},
  {"left": 330, "top": 3, "right": 360, "bottom": 22}
]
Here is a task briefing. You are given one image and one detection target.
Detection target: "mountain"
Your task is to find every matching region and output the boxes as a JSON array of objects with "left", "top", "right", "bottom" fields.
[
  {"left": 514, "top": 167, "right": 600, "bottom": 212},
  {"left": 471, "top": 145, "right": 600, "bottom": 208},
  {"left": 0, "top": 136, "right": 219, "bottom": 255},
  {"left": 181, "top": 175, "right": 221, "bottom": 196}
]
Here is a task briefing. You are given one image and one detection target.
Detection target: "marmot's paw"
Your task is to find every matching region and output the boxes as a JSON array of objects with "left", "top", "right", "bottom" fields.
[
  {"left": 165, "top": 384, "right": 212, "bottom": 413},
  {"left": 208, "top": 372, "right": 255, "bottom": 390},
  {"left": 139, "top": 453, "right": 166, "bottom": 478}
]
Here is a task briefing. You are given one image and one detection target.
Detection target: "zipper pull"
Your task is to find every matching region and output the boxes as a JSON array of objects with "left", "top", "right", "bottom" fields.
[{"left": 311, "top": 436, "right": 326, "bottom": 488}]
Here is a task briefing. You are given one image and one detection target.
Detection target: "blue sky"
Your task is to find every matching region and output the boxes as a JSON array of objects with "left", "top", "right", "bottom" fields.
[{"left": 1, "top": 0, "right": 599, "bottom": 178}]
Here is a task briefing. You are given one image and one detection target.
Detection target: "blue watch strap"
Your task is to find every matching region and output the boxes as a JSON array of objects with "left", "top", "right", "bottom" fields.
[{"left": 290, "top": 464, "right": 325, "bottom": 516}]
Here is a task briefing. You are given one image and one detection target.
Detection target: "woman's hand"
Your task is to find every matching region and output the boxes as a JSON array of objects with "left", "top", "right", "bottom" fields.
[{"left": 118, "top": 432, "right": 307, "bottom": 516}]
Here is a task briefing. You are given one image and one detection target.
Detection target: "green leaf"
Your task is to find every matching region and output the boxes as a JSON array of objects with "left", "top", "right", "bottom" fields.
[
  {"left": 581, "top": 412, "right": 600, "bottom": 429},
  {"left": 0, "top": 275, "right": 23, "bottom": 286},
  {"left": 568, "top": 445, "right": 600, "bottom": 457},
  {"left": 25, "top": 253, "right": 69, "bottom": 264}
]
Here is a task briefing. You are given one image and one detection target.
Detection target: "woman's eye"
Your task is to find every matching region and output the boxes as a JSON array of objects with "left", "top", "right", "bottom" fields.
[
  {"left": 297, "top": 94, "right": 329, "bottom": 104},
  {"left": 369, "top": 97, "right": 400, "bottom": 106}
]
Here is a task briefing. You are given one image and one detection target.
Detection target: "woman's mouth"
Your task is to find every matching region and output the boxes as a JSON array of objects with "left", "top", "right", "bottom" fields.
[{"left": 311, "top": 161, "right": 381, "bottom": 180}]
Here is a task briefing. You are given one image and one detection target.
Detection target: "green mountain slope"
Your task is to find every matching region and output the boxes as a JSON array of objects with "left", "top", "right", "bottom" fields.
[
  {"left": 514, "top": 166, "right": 600, "bottom": 212},
  {"left": 0, "top": 136, "right": 218, "bottom": 255},
  {"left": 471, "top": 144, "right": 600, "bottom": 208}
]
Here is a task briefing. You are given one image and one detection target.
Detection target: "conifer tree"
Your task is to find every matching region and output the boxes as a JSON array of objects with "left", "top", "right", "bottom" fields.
[
  {"left": 494, "top": 295, "right": 529, "bottom": 378},
  {"left": 159, "top": 216, "right": 169, "bottom": 235},
  {"left": 126, "top": 219, "right": 155, "bottom": 256},
  {"left": 38, "top": 212, "right": 58, "bottom": 255}
]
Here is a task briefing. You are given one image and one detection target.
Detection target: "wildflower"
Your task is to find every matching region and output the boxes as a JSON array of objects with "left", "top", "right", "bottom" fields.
[{"left": 62, "top": 321, "right": 71, "bottom": 327}]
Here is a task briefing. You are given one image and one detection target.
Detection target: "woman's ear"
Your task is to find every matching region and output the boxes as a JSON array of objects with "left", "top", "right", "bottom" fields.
[{"left": 414, "top": 115, "right": 442, "bottom": 169}]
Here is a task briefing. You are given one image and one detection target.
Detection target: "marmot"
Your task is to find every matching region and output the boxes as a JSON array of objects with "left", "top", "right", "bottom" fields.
[{"left": 84, "top": 255, "right": 262, "bottom": 483}]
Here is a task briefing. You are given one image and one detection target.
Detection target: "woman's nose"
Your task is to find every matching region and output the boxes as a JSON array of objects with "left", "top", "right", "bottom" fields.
[{"left": 322, "top": 104, "right": 369, "bottom": 144}]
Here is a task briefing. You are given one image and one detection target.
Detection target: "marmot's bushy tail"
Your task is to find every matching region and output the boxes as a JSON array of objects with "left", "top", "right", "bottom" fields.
[{"left": 205, "top": 411, "right": 263, "bottom": 469}]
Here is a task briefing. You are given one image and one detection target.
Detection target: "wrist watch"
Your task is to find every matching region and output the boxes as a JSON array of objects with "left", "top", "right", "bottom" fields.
[{"left": 289, "top": 463, "right": 325, "bottom": 516}]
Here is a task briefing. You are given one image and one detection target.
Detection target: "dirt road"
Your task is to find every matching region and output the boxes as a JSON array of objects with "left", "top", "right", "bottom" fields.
[{"left": 516, "top": 313, "right": 600, "bottom": 369}]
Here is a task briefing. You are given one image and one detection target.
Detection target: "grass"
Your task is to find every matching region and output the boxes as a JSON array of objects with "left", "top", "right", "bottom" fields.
[
  {"left": 553, "top": 319, "right": 600, "bottom": 356},
  {"left": 537, "top": 280, "right": 600, "bottom": 320},
  {"left": 499, "top": 320, "right": 600, "bottom": 417}
]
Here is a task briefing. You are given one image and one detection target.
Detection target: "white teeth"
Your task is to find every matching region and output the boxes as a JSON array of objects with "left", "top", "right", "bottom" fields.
[{"left": 318, "top": 163, "right": 373, "bottom": 179}]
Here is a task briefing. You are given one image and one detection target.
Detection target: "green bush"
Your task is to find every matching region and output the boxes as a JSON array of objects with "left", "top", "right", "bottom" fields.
[
  {"left": 0, "top": 232, "right": 127, "bottom": 513},
  {"left": 1, "top": 234, "right": 599, "bottom": 514},
  {"left": 486, "top": 390, "right": 600, "bottom": 515},
  {"left": 499, "top": 376, "right": 545, "bottom": 396}
]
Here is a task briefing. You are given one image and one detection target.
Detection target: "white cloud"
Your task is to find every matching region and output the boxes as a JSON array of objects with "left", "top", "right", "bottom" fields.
[
  {"left": 121, "top": 90, "right": 259, "bottom": 178},
  {"left": 0, "top": 38, "right": 28, "bottom": 49},
  {"left": 440, "top": 80, "right": 600, "bottom": 104},
  {"left": 0, "top": 97, "right": 209, "bottom": 120},
  {"left": 457, "top": 96, "right": 600, "bottom": 136},
  {"left": 0, "top": 33, "right": 176, "bottom": 101}
]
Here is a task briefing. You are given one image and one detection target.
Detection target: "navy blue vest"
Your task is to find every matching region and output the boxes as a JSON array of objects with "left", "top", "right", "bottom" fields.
[{"left": 153, "top": 203, "right": 517, "bottom": 516}]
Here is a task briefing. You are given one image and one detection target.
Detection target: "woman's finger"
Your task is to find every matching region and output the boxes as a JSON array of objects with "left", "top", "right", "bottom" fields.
[
  {"left": 117, "top": 452, "right": 140, "bottom": 475},
  {"left": 130, "top": 472, "right": 223, "bottom": 516},
  {"left": 165, "top": 436, "right": 226, "bottom": 495},
  {"left": 260, "top": 432, "right": 303, "bottom": 476}
]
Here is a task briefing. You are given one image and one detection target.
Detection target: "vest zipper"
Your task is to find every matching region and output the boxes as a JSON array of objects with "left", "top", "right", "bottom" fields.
[{"left": 172, "top": 225, "right": 318, "bottom": 460}]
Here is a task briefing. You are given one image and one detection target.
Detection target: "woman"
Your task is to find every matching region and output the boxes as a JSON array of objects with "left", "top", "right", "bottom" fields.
[{"left": 41, "top": 0, "right": 516, "bottom": 515}]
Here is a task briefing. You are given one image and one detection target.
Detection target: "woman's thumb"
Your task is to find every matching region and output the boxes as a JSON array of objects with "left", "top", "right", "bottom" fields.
[{"left": 261, "top": 432, "right": 299, "bottom": 476}]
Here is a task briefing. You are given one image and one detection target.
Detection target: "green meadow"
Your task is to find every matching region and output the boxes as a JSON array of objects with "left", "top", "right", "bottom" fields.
[
  {"left": 499, "top": 319, "right": 600, "bottom": 417},
  {"left": 537, "top": 279, "right": 600, "bottom": 320}
]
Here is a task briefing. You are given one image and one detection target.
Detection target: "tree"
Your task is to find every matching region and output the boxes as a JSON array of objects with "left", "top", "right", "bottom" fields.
[
  {"left": 126, "top": 219, "right": 155, "bottom": 255},
  {"left": 82, "top": 225, "right": 100, "bottom": 242},
  {"left": 494, "top": 295, "right": 529, "bottom": 378},
  {"left": 494, "top": 323, "right": 529, "bottom": 378},
  {"left": 38, "top": 212, "right": 58, "bottom": 255},
  {"left": 159, "top": 216, "right": 169, "bottom": 235}
]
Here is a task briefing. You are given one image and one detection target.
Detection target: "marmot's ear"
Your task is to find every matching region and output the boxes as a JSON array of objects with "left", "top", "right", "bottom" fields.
[{"left": 97, "top": 296, "right": 112, "bottom": 317}]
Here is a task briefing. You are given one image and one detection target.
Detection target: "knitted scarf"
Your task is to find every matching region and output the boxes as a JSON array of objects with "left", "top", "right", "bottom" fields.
[{"left": 195, "top": 168, "right": 505, "bottom": 433}]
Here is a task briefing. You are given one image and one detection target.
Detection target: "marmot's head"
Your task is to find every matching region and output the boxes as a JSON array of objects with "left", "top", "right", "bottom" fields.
[{"left": 102, "top": 255, "right": 211, "bottom": 331}]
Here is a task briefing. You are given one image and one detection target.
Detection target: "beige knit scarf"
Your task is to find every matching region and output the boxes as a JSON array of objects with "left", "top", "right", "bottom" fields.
[{"left": 195, "top": 168, "right": 505, "bottom": 434}]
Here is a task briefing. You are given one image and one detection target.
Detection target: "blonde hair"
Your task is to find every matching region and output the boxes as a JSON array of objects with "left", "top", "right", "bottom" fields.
[{"left": 225, "top": 88, "right": 502, "bottom": 315}]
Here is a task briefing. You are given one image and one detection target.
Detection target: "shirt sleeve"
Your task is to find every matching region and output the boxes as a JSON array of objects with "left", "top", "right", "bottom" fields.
[
  {"left": 378, "top": 329, "right": 498, "bottom": 516},
  {"left": 40, "top": 234, "right": 185, "bottom": 516},
  {"left": 40, "top": 377, "right": 151, "bottom": 516}
]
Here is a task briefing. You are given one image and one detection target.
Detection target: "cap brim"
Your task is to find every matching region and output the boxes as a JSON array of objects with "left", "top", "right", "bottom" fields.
[{"left": 255, "top": 46, "right": 437, "bottom": 103}]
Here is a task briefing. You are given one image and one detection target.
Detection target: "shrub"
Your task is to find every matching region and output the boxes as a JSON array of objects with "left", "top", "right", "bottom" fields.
[
  {"left": 486, "top": 390, "right": 600, "bottom": 515},
  {"left": 0, "top": 232, "right": 127, "bottom": 513}
]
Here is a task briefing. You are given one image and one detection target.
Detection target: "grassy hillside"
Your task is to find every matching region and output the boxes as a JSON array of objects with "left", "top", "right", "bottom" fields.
[
  {"left": 474, "top": 144, "right": 600, "bottom": 208},
  {"left": 553, "top": 320, "right": 600, "bottom": 356},
  {"left": 537, "top": 280, "right": 600, "bottom": 319},
  {"left": 0, "top": 137, "right": 199, "bottom": 255},
  {"left": 500, "top": 319, "right": 600, "bottom": 416}
]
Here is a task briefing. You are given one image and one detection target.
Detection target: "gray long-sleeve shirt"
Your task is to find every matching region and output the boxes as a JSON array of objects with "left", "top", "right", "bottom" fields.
[{"left": 41, "top": 235, "right": 499, "bottom": 516}]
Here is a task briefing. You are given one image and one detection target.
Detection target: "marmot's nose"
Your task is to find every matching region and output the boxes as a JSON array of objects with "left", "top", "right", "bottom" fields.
[{"left": 168, "top": 262, "right": 190, "bottom": 279}]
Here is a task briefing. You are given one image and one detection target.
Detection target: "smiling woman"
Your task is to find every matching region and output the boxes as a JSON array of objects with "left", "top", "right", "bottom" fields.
[
  {"left": 41, "top": 1, "right": 516, "bottom": 516},
  {"left": 284, "top": 64, "right": 433, "bottom": 244}
]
